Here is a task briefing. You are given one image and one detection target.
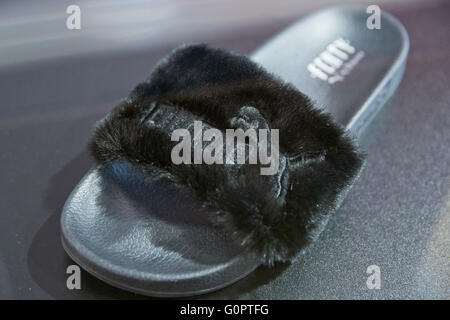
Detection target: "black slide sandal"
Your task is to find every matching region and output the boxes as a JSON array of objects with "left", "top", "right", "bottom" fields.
[{"left": 60, "top": 6, "right": 409, "bottom": 297}]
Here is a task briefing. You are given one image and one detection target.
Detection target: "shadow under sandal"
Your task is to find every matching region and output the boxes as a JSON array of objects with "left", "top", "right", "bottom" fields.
[{"left": 61, "top": 6, "right": 409, "bottom": 297}]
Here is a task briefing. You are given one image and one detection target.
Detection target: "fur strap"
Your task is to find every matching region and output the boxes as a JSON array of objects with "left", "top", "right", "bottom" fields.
[{"left": 90, "top": 44, "right": 364, "bottom": 265}]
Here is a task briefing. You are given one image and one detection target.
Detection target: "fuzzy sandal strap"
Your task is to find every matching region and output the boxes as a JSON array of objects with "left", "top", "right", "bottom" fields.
[{"left": 90, "top": 44, "right": 364, "bottom": 265}]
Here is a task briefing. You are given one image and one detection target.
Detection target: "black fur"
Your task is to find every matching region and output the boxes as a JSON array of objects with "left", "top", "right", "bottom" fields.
[{"left": 90, "top": 44, "right": 365, "bottom": 266}]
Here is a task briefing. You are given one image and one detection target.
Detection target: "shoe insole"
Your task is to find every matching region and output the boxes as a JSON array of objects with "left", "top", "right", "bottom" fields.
[{"left": 61, "top": 6, "right": 409, "bottom": 297}]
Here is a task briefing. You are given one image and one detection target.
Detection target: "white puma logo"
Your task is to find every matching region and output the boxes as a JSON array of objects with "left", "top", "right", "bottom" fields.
[{"left": 307, "top": 38, "right": 364, "bottom": 84}]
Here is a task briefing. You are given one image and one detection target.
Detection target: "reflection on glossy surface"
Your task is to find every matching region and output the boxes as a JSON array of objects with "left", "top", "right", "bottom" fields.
[
  {"left": 61, "top": 162, "right": 260, "bottom": 296},
  {"left": 0, "top": 0, "right": 418, "bottom": 66}
]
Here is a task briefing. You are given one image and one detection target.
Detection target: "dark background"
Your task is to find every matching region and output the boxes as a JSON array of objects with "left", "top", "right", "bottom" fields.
[{"left": 0, "top": 0, "right": 448, "bottom": 299}]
